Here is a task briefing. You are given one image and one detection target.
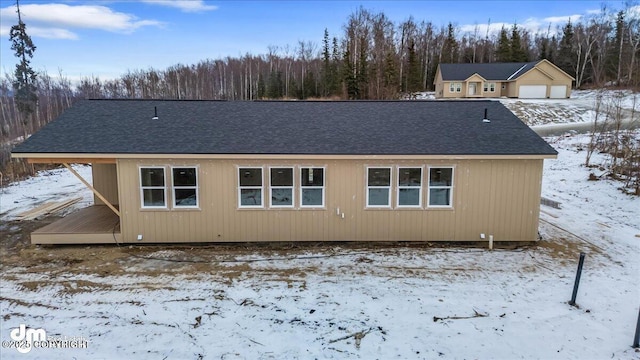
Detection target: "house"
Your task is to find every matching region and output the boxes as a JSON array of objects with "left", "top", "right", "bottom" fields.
[
  {"left": 434, "top": 59, "right": 574, "bottom": 99},
  {"left": 11, "top": 99, "right": 557, "bottom": 244}
]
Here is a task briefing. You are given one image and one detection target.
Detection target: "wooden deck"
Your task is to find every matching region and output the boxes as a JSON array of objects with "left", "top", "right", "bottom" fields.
[{"left": 31, "top": 205, "right": 122, "bottom": 244}]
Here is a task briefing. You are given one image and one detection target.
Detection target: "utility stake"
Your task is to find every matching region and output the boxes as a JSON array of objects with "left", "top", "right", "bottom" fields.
[
  {"left": 633, "top": 307, "right": 640, "bottom": 348},
  {"left": 569, "top": 252, "right": 585, "bottom": 307}
]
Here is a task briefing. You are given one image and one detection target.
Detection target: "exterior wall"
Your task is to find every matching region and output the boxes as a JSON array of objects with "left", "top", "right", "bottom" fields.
[
  {"left": 116, "top": 158, "right": 544, "bottom": 243},
  {"left": 92, "top": 163, "right": 119, "bottom": 205},
  {"left": 434, "top": 69, "right": 445, "bottom": 98},
  {"left": 513, "top": 64, "right": 573, "bottom": 98}
]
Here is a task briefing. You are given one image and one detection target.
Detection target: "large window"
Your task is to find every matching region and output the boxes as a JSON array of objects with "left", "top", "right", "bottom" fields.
[
  {"left": 172, "top": 167, "right": 198, "bottom": 208},
  {"left": 239, "top": 167, "right": 263, "bottom": 208},
  {"left": 140, "top": 167, "right": 167, "bottom": 208},
  {"left": 428, "top": 167, "right": 454, "bottom": 207},
  {"left": 397, "top": 167, "right": 422, "bottom": 207},
  {"left": 270, "top": 167, "right": 294, "bottom": 207},
  {"left": 300, "top": 167, "right": 324, "bottom": 207},
  {"left": 449, "top": 82, "right": 462, "bottom": 93},
  {"left": 483, "top": 82, "right": 496, "bottom": 92},
  {"left": 367, "top": 167, "right": 392, "bottom": 207}
]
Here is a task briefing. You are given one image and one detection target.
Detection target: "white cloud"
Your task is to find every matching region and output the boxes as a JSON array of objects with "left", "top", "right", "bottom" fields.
[
  {"left": 543, "top": 15, "right": 582, "bottom": 24},
  {"left": 460, "top": 13, "right": 583, "bottom": 37},
  {"left": 141, "top": 0, "right": 218, "bottom": 13},
  {"left": 0, "top": 3, "right": 162, "bottom": 39}
]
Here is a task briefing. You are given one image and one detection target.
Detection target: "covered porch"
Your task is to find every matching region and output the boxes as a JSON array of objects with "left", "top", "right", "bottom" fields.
[{"left": 31, "top": 205, "right": 121, "bottom": 244}]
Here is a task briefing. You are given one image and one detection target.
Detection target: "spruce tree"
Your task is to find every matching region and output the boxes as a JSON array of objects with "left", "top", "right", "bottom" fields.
[
  {"left": 9, "top": 0, "right": 38, "bottom": 134},
  {"left": 496, "top": 26, "right": 511, "bottom": 62},
  {"left": 510, "top": 24, "right": 528, "bottom": 62},
  {"left": 406, "top": 39, "right": 422, "bottom": 92},
  {"left": 557, "top": 21, "right": 576, "bottom": 77}
]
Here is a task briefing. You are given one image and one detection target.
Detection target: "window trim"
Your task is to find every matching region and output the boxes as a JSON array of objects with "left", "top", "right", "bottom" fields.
[
  {"left": 299, "top": 166, "right": 326, "bottom": 208},
  {"left": 483, "top": 82, "right": 496, "bottom": 92},
  {"left": 139, "top": 166, "right": 168, "bottom": 209},
  {"left": 238, "top": 166, "right": 264, "bottom": 209},
  {"left": 171, "top": 166, "right": 199, "bottom": 209},
  {"left": 449, "top": 82, "right": 462, "bottom": 93},
  {"left": 366, "top": 166, "right": 392, "bottom": 208},
  {"left": 269, "top": 166, "right": 295, "bottom": 208},
  {"left": 396, "top": 166, "right": 423, "bottom": 208},
  {"left": 427, "top": 166, "right": 454, "bottom": 208}
]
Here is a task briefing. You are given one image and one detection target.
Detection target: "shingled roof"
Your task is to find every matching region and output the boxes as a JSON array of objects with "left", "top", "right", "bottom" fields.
[
  {"left": 439, "top": 61, "right": 540, "bottom": 81},
  {"left": 12, "top": 100, "right": 557, "bottom": 156}
]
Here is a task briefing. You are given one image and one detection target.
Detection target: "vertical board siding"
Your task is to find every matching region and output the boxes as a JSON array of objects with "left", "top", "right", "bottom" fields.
[
  {"left": 116, "top": 158, "right": 545, "bottom": 243},
  {"left": 92, "top": 164, "right": 119, "bottom": 205}
]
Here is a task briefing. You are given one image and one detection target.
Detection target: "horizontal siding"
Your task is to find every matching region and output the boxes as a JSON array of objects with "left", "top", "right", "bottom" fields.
[{"left": 116, "top": 158, "right": 544, "bottom": 243}]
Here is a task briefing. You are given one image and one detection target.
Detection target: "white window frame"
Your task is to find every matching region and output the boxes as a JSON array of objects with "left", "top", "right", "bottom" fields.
[
  {"left": 269, "top": 167, "right": 295, "bottom": 208},
  {"left": 139, "top": 166, "right": 167, "bottom": 209},
  {"left": 449, "top": 82, "right": 462, "bottom": 93},
  {"left": 397, "top": 167, "right": 423, "bottom": 208},
  {"left": 483, "top": 82, "right": 495, "bottom": 92},
  {"left": 366, "top": 166, "right": 392, "bottom": 208},
  {"left": 171, "top": 166, "right": 199, "bottom": 209},
  {"left": 427, "top": 166, "right": 454, "bottom": 208},
  {"left": 238, "top": 167, "right": 264, "bottom": 208},
  {"left": 300, "top": 167, "right": 325, "bottom": 208}
]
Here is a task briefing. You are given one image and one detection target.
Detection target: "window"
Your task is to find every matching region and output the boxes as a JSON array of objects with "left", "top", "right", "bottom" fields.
[
  {"left": 483, "top": 82, "right": 496, "bottom": 92},
  {"left": 428, "top": 167, "right": 454, "bottom": 207},
  {"left": 239, "top": 167, "right": 263, "bottom": 208},
  {"left": 172, "top": 167, "right": 198, "bottom": 208},
  {"left": 270, "top": 167, "right": 294, "bottom": 207},
  {"left": 300, "top": 167, "right": 324, "bottom": 207},
  {"left": 367, "top": 167, "right": 391, "bottom": 207},
  {"left": 397, "top": 167, "right": 422, "bottom": 207},
  {"left": 449, "top": 82, "right": 462, "bottom": 93},
  {"left": 140, "top": 167, "right": 166, "bottom": 208}
]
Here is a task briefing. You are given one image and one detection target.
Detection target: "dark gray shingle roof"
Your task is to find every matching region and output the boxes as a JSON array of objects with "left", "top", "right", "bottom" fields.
[
  {"left": 12, "top": 100, "right": 557, "bottom": 156},
  {"left": 439, "top": 61, "right": 539, "bottom": 81}
]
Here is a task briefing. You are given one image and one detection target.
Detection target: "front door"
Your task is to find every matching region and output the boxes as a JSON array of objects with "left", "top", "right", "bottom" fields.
[{"left": 468, "top": 83, "right": 476, "bottom": 96}]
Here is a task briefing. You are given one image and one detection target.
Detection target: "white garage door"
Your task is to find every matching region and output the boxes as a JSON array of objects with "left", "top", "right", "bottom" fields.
[
  {"left": 519, "top": 85, "right": 547, "bottom": 98},
  {"left": 550, "top": 85, "right": 567, "bottom": 98}
]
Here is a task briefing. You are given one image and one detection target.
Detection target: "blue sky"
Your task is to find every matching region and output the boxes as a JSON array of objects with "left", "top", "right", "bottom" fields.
[{"left": 0, "top": 0, "right": 631, "bottom": 82}]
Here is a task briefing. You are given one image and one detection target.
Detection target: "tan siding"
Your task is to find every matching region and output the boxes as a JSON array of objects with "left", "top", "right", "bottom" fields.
[
  {"left": 115, "top": 158, "right": 545, "bottom": 243},
  {"left": 92, "top": 164, "right": 119, "bottom": 205}
]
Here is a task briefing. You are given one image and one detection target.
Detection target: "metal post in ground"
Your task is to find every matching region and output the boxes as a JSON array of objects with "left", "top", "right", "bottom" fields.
[
  {"left": 569, "top": 252, "right": 585, "bottom": 307},
  {"left": 633, "top": 307, "right": 640, "bottom": 348}
]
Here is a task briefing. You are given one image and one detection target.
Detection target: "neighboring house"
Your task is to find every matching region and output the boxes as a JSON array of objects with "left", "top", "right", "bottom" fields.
[
  {"left": 12, "top": 100, "right": 557, "bottom": 245},
  {"left": 434, "top": 59, "right": 574, "bottom": 99}
]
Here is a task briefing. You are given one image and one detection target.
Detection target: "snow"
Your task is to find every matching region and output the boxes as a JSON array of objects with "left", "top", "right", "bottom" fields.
[
  {"left": 0, "top": 165, "right": 93, "bottom": 219},
  {"left": 1, "top": 93, "right": 639, "bottom": 359}
]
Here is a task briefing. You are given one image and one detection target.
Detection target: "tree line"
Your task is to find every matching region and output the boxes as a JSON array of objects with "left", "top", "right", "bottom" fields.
[{"left": 1, "top": 5, "right": 639, "bottom": 180}]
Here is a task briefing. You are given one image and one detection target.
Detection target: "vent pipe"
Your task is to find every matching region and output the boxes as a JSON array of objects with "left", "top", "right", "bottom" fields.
[
  {"left": 482, "top": 108, "right": 490, "bottom": 123},
  {"left": 152, "top": 106, "right": 158, "bottom": 120}
]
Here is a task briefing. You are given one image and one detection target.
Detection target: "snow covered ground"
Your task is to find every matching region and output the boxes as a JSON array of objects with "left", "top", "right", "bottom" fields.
[
  {"left": 0, "top": 92, "right": 639, "bottom": 359},
  {"left": 0, "top": 165, "right": 93, "bottom": 220}
]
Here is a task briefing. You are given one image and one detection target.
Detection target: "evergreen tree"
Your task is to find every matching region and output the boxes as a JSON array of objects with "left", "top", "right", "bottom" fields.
[
  {"left": 441, "top": 23, "right": 459, "bottom": 63},
  {"left": 267, "top": 70, "right": 283, "bottom": 98},
  {"left": 557, "top": 20, "right": 576, "bottom": 77},
  {"left": 383, "top": 49, "right": 399, "bottom": 96},
  {"left": 406, "top": 39, "right": 422, "bottom": 92},
  {"left": 496, "top": 26, "right": 511, "bottom": 62},
  {"left": 256, "top": 74, "right": 265, "bottom": 99},
  {"left": 356, "top": 35, "right": 369, "bottom": 99},
  {"left": 330, "top": 37, "right": 340, "bottom": 96},
  {"left": 9, "top": 0, "right": 38, "bottom": 133},
  {"left": 342, "top": 42, "right": 358, "bottom": 99},
  {"left": 321, "top": 28, "right": 331, "bottom": 97},
  {"left": 510, "top": 24, "right": 528, "bottom": 62}
]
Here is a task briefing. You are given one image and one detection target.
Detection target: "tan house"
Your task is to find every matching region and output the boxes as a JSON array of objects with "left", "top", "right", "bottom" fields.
[
  {"left": 12, "top": 100, "right": 557, "bottom": 245},
  {"left": 434, "top": 59, "right": 574, "bottom": 99}
]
